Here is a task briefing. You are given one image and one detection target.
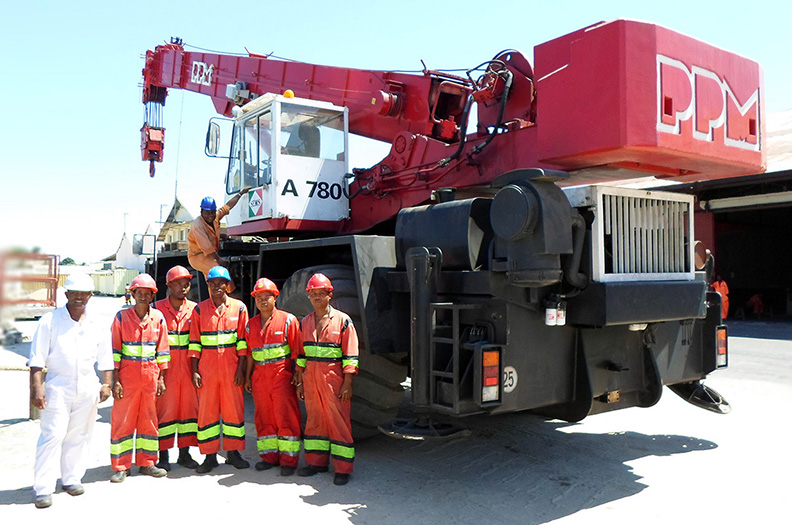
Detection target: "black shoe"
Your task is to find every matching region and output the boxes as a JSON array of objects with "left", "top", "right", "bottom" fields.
[
  {"left": 34, "top": 495, "right": 53, "bottom": 508},
  {"left": 177, "top": 449, "right": 199, "bottom": 469},
  {"left": 225, "top": 450, "right": 250, "bottom": 470},
  {"left": 280, "top": 465, "right": 296, "bottom": 476},
  {"left": 196, "top": 454, "right": 219, "bottom": 474},
  {"left": 139, "top": 465, "right": 168, "bottom": 478},
  {"left": 255, "top": 460, "right": 276, "bottom": 471},
  {"left": 297, "top": 465, "right": 329, "bottom": 477},
  {"left": 62, "top": 484, "right": 85, "bottom": 496},
  {"left": 333, "top": 473, "right": 350, "bottom": 485},
  {"left": 156, "top": 451, "right": 171, "bottom": 471}
]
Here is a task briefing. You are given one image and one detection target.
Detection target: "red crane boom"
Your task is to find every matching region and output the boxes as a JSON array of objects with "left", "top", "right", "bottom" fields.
[{"left": 141, "top": 20, "right": 765, "bottom": 235}]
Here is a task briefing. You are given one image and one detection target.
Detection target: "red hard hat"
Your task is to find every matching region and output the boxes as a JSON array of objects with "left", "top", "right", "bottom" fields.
[
  {"left": 166, "top": 265, "right": 192, "bottom": 284},
  {"left": 305, "top": 273, "right": 333, "bottom": 292},
  {"left": 251, "top": 277, "right": 279, "bottom": 297},
  {"left": 129, "top": 273, "right": 158, "bottom": 293}
]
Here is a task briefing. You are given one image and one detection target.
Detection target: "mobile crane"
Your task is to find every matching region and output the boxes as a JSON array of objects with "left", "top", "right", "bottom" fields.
[{"left": 142, "top": 19, "right": 763, "bottom": 437}]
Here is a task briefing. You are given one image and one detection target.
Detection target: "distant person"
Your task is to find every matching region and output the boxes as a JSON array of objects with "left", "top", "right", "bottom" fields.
[
  {"left": 189, "top": 266, "right": 250, "bottom": 473},
  {"left": 109, "top": 274, "right": 170, "bottom": 483},
  {"left": 244, "top": 278, "right": 302, "bottom": 476},
  {"left": 153, "top": 266, "right": 199, "bottom": 471},
  {"left": 711, "top": 275, "right": 729, "bottom": 319},
  {"left": 296, "top": 273, "right": 358, "bottom": 486},
  {"left": 187, "top": 188, "right": 250, "bottom": 293},
  {"left": 124, "top": 285, "right": 131, "bottom": 306},
  {"left": 28, "top": 274, "right": 113, "bottom": 509},
  {"left": 747, "top": 293, "right": 764, "bottom": 318}
]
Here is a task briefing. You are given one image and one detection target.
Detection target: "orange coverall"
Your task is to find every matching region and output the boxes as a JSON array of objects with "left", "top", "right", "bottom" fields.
[
  {"left": 187, "top": 205, "right": 229, "bottom": 279},
  {"left": 110, "top": 308, "right": 170, "bottom": 471},
  {"left": 712, "top": 280, "right": 729, "bottom": 319},
  {"left": 154, "top": 297, "right": 198, "bottom": 450},
  {"left": 297, "top": 306, "right": 359, "bottom": 475},
  {"left": 247, "top": 309, "right": 302, "bottom": 467},
  {"left": 189, "top": 297, "right": 248, "bottom": 454}
]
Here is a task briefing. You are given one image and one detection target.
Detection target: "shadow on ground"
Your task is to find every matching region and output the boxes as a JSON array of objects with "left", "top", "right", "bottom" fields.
[
  {"left": 297, "top": 412, "right": 716, "bottom": 524},
  {"left": 726, "top": 320, "right": 792, "bottom": 340},
  {"left": 165, "top": 409, "right": 717, "bottom": 525}
]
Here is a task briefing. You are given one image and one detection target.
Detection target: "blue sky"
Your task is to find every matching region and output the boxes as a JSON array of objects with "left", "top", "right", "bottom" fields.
[{"left": 2, "top": 0, "right": 791, "bottom": 263}]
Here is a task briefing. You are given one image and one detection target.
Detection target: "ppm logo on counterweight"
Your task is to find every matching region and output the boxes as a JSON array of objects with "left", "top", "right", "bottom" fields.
[{"left": 657, "top": 55, "right": 760, "bottom": 151}]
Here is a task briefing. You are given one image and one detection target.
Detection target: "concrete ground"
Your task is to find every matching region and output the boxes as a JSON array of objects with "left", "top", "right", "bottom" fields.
[{"left": 1, "top": 296, "right": 790, "bottom": 523}]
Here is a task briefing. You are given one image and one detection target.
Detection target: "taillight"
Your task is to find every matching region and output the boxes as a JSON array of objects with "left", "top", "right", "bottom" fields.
[
  {"left": 716, "top": 326, "right": 728, "bottom": 368},
  {"left": 482, "top": 350, "right": 500, "bottom": 402}
]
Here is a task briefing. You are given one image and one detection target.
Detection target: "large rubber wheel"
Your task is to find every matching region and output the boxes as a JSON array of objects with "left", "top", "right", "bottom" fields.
[{"left": 278, "top": 265, "right": 406, "bottom": 439}]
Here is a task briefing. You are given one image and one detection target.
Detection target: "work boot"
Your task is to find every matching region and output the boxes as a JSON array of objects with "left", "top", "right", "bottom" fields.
[
  {"left": 333, "top": 473, "right": 350, "bottom": 486},
  {"left": 34, "top": 495, "right": 53, "bottom": 508},
  {"left": 297, "top": 465, "right": 329, "bottom": 477},
  {"left": 225, "top": 450, "right": 250, "bottom": 469},
  {"left": 156, "top": 450, "right": 171, "bottom": 472},
  {"left": 280, "top": 465, "right": 296, "bottom": 476},
  {"left": 110, "top": 470, "right": 127, "bottom": 483},
  {"left": 197, "top": 454, "right": 219, "bottom": 474},
  {"left": 177, "top": 448, "right": 199, "bottom": 469},
  {"left": 139, "top": 465, "right": 168, "bottom": 478},
  {"left": 62, "top": 484, "right": 85, "bottom": 496},
  {"left": 255, "top": 460, "right": 276, "bottom": 471}
]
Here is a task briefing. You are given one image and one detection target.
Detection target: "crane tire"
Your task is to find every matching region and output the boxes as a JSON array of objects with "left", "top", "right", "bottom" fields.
[{"left": 278, "top": 264, "right": 406, "bottom": 440}]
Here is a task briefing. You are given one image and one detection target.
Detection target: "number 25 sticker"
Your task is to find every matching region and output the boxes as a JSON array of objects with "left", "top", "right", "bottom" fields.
[{"left": 503, "top": 366, "right": 517, "bottom": 393}]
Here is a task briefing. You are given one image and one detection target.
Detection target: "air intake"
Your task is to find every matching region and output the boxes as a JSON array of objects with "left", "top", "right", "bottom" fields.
[{"left": 564, "top": 186, "right": 695, "bottom": 282}]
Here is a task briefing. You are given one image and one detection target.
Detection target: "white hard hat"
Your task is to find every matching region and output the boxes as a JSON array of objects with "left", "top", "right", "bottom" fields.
[{"left": 64, "top": 273, "right": 94, "bottom": 292}]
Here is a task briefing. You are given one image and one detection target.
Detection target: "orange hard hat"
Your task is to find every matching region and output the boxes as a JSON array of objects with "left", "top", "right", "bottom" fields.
[
  {"left": 129, "top": 273, "right": 158, "bottom": 293},
  {"left": 251, "top": 277, "right": 279, "bottom": 297},
  {"left": 305, "top": 273, "right": 333, "bottom": 292},
  {"left": 166, "top": 265, "right": 192, "bottom": 284}
]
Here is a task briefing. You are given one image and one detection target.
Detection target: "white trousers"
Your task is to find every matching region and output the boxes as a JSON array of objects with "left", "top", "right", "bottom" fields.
[{"left": 33, "top": 385, "right": 99, "bottom": 496}]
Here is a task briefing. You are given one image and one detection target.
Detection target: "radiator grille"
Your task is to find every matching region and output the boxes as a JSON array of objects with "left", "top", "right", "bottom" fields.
[{"left": 601, "top": 193, "right": 691, "bottom": 279}]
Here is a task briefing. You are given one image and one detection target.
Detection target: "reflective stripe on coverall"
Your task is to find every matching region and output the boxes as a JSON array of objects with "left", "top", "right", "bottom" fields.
[
  {"left": 298, "top": 306, "right": 359, "bottom": 474},
  {"left": 110, "top": 308, "right": 170, "bottom": 471},
  {"left": 154, "top": 297, "right": 198, "bottom": 449},
  {"left": 29, "top": 307, "right": 113, "bottom": 497},
  {"left": 247, "top": 309, "right": 302, "bottom": 467},
  {"left": 189, "top": 297, "right": 248, "bottom": 454}
]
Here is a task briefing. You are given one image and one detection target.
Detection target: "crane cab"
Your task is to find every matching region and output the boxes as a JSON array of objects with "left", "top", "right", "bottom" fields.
[{"left": 210, "top": 94, "right": 350, "bottom": 233}]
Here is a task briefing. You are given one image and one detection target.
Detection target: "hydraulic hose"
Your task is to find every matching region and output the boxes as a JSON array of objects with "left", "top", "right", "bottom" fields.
[
  {"left": 471, "top": 65, "right": 513, "bottom": 156},
  {"left": 564, "top": 212, "right": 589, "bottom": 290}
]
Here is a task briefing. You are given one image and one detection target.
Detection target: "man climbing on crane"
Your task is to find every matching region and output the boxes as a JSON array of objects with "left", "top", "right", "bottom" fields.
[{"left": 187, "top": 187, "right": 250, "bottom": 292}]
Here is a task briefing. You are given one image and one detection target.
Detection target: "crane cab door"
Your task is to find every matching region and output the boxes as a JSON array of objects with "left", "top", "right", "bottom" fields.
[{"left": 224, "top": 95, "right": 350, "bottom": 229}]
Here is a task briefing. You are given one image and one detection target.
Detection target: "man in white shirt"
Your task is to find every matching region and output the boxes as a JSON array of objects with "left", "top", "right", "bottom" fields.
[{"left": 28, "top": 273, "right": 114, "bottom": 509}]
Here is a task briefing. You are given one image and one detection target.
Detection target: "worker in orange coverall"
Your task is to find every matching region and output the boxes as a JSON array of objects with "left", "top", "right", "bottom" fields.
[
  {"left": 295, "top": 273, "right": 358, "bottom": 486},
  {"left": 153, "top": 266, "right": 199, "bottom": 471},
  {"left": 189, "top": 265, "right": 250, "bottom": 473},
  {"left": 109, "top": 274, "right": 170, "bottom": 483},
  {"left": 244, "top": 278, "right": 303, "bottom": 476},
  {"left": 711, "top": 275, "right": 729, "bottom": 320},
  {"left": 187, "top": 189, "right": 248, "bottom": 292}
]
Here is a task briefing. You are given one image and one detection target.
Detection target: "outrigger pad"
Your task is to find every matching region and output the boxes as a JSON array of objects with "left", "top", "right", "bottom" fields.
[
  {"left": 379, "top": 418, "right": 472, "bottom": 441},
  {"left": 668, "top": 381, "right": 731, "bottom": 415}
]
